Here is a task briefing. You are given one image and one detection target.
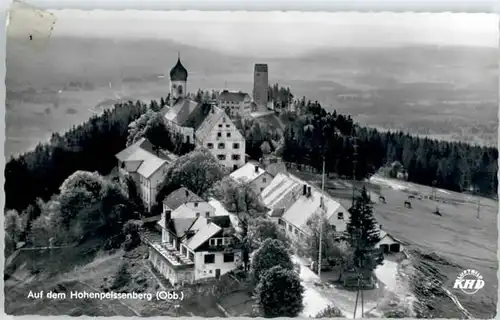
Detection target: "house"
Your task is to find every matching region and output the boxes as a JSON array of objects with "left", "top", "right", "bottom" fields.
[
  {"left": 161, "top": 57, "right": 246, "bottom": 170},
  {"left": 229, "top": 163, "right": 274, "bottom": 194},
  {"left": 375, "top": 229, "right": 404, "bottom": 254},
  {"left": 260, "top": 172, "right": 349, "bottom": 240},
  {"left": 163, "top": 187, "right": 216, "bottom": 218},
  {"left": 195, "top": 105, "right": 246, "bottom": 171},
  {"left": 147, "top": 203, "right": 243, "bottom": 286},
  {"left": 115, "top": 138, "right": 178, "bottom": 211},
  {"left": 217, "top": 90, "right": 252, "bottom": 117}
]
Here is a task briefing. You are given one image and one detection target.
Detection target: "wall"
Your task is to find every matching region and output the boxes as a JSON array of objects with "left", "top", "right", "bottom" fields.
[
  {"left": 184, "top": 201, "right": 216, "bottom": 218},
  {"left": 375, "top": 236, "right": 402, "bottom": 249},
  {"left": 251, "top": 172, "right": 273, "bottom": 195},
  {"left": 170, "top": 80, "right": 187, "bottom": 99},
  {"left": 193, "top": 249, "right": 242, "bottom": 281},
  {"left": 139, "top": 162, "right": 170, "bottom": 212},
  {"left": 219, "top": 96, "right": 252, "bottom": 117},
  {"left": 253, "top": 69, "right": 268, "bottom": 108},
  {"left": 200, "top": 115, "right": 246, "bottom": 170},
  {"left": 149, "top": 246, "right": 195, "bottom": 285}
]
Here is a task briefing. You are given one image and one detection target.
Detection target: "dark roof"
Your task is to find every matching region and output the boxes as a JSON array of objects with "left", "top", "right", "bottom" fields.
[
  {"left": 163, "top": 187, "right": 204, "bottom": 210},
  {"left": 208, "top": 215, "right": 232, "bottom": 229},
  {"left": 170, "top": 218, "right": 197, "bottom": 237},
  {"left": 218, "top": 90, "right": 250, "bottom": 103},
  {"left": 183, "top": 102, "right": 213, "bottom": 130},
  {"left": 170, "top": 58, "right": 188, "bottom": 81},
  {"left": 254, "top": 64, "right": 268, "bottom": 72}
]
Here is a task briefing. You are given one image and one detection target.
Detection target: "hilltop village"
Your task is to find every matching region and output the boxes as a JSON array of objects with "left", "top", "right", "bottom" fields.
[
  {"left": 114, "top": 57, "right": 403, "bottom": 299},
  {"left": 6, "top": 55, "right": 496, "bottom": 319}
]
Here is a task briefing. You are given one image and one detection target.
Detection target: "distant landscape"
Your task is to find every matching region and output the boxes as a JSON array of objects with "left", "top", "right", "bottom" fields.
[{"left": 6, "top": 35, "right": 498, "bottom": 157}]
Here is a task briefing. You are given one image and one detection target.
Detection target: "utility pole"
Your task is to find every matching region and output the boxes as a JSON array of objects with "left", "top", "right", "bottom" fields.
[
  {"left": 352, "top": 135, "right": 358, "bottom": 206},
  {"left": 477, "top": 197, "right": 481, "bottom": 219},
  {"left": 318, "top": 158, "right": 326, "bottom": 277}
]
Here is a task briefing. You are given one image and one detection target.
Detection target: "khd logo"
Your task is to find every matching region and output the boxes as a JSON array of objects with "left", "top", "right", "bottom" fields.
[{"left": 452, "top": 269, "right": 485, "bottom": 295}]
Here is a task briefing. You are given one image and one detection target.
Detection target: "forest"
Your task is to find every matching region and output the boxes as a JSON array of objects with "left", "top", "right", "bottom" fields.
[{"left": 280, "top": 100, "right": 498, "bottom": 196}]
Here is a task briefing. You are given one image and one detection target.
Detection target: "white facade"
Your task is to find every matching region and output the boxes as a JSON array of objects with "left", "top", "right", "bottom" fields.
[
  {"left": 199, "top": 114, "right": 246, "bottom": 171},
  {"left": 218, "top": 91, "right": 252, "bottom": 117},
  {"left": 138, "top": 164, "right": 170, "bottom": 211},
  {"left": 194, "top": 249, "right": 242, "bottom": 280}
]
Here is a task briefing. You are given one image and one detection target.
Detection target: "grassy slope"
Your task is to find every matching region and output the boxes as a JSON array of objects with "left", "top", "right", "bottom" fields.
[
  {"left": 6, "top": 36, "right": 497, "bottom": 156},
  {"left": 293, "top": 170, "right": 497, "bottom": 318}
]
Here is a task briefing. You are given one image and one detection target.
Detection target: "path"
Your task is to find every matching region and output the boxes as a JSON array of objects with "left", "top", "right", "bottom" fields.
[{"left": 293, "top": 255, "right": 380, "bottom": 318}]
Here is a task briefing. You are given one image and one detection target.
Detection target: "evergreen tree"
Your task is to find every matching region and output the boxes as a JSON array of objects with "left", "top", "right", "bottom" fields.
[
  {"left": 345, "top": 186, "right": 383, "bottom": 271},
  {"left": 251, "top": 239, "right": 294, "bottom": 283}
]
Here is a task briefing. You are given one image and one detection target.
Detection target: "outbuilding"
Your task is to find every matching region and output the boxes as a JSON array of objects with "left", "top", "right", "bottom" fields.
[{"left": 376, "top": 230, "right": 403, "bottom": 254}]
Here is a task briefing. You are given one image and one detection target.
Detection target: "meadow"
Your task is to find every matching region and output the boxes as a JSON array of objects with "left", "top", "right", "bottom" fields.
[{"left": 6, "top": 36, "right": 498, "bottom": 157}]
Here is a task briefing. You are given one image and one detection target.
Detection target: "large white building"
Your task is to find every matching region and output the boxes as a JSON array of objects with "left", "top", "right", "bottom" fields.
[
  {"left": 115, "top": 138, "right": 178, "bottom": 212},
  {"left": 260, "top": 172, "right": 349, "bottom": 240},
  {"left": 161, "top": 57, "right": 246, "bottom": 171},
  {"left": 217, "top": 90, "right": 252, "bottom": 117}
]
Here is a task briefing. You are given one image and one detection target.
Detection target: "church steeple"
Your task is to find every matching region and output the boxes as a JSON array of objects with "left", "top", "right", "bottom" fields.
[{"left": 170, "top": 54, "right": 188, "bottom": 81}]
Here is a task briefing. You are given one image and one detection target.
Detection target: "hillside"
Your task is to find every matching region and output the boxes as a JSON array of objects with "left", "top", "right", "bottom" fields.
[
  {"left": 6, "top": 36, "right": 498, "bottom": 156},
  {"left": 294, "top": 169, "right": 498, "bottom": 318}
]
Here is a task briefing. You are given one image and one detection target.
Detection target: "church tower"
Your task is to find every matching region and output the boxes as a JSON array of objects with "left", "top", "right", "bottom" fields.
[{"left": 169, "top": 53, "right": 188, "bottom": 101}]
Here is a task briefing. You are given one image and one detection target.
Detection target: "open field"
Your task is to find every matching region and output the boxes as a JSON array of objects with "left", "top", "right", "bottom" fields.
[
  {"left": 292, "top": 170, "right": 498, "bottom": 318},
  {"left": 367, "top": 178, "right": 498, "bottom": 319},
  {"left": 6, "top": 36, "right": 497, "bottom": 157}
]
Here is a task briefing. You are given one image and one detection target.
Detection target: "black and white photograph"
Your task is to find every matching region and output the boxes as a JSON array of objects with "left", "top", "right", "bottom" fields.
[{"left": 4, "top": 2, "right": 498, "bottom": 318}]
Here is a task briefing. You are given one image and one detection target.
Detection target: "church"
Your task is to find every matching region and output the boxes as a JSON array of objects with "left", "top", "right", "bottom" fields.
[{"left": 161, "top": 56, "right": 246, "bottom": 171}]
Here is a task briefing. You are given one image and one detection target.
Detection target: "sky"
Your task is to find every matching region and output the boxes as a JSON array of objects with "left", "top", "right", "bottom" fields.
[{"left": 8, "top": 7, "right": 499, "bottom": 57}]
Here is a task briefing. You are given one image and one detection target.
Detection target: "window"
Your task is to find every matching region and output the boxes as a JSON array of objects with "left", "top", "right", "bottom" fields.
[
  {"left": 218, "top": 143, "right": 225, "bottom": 149},
  {"left": 196, "top": 212, "right": 200, "bottom": 217},
  {"left": 207, "top": 143, "right": 214, "bottom": 149},
  {"left": 232, "top": 154, "right": 240, "bottom": 161},
  {"left": 209, "top": 239, "right": 216, "bottom": 246},
  {"left": 218, "top": 124, "right": 223, "bottom": 128},
  {"left": 233, "top": 165, "right": 238, "bottom": 171},
  {"left": 338, "top": 212, "right": 344, "bottom": 220},
  {"left": 223, "top": 253, "right": 235, "bottom": 262},
  {"left": 194, "top": 202, "right": 199, "bottom": 207},
  {"left": 217, "top": 238, "right": 223, "bottom": 246},
  {"left": 205, "top": 212, "right": 210, "bottom": 218},
  {"left": 189, "top": 252, "right": 194, "bottom": 261},
  {"left": 222, "top": 117, "right": 226, "bottom": 123},
  {"left": 294, "top": 229, "right": 298, "bottom": 235},
  {"left": 288, "top": 225, "right": 292, "bottom": 232},
  {"left": 260, "top": 187, "right": 264, "bottom": 192},
  {"left": 262, "top": 178, "right": 267, "bottom": 183},
  {"left": 226, "top": 124, "right": 230, "bottom": 128},
  {"left": 217, "top": 155, "right": 226, "bottom": 160},
  {"left": 204, "top": 254, "right": 215, "bottom": 264},
  {"left": 217, "top": 132, "right": 222, "bottom": 137},
  {"left": 226, "top": 132, "right": 231, "bottom": 137},
  {"left": 278, "top": 219, "right": 284, "bottom": 226},
  {"left": 233, "top": 143, "right": 240, "bottom": 149}
]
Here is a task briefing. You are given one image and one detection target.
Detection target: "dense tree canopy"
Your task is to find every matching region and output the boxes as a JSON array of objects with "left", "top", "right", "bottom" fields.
[
  {"left": 254, "top": 265, "right": 304, "bottom": 318},
  {"left": 281, "top": 100, "right": 498, "bottom": 196},
  {"left": 251, "top": 238, "right": 294, "bottom": 283},
  {"left": 5, "top": 101, "right": 149, "bottom": 213}
]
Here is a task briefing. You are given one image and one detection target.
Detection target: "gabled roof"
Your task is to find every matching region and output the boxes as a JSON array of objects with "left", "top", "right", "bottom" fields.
[
  {"left": 195, "top": 106, "right": 225, "bottom": 140},
  {"left": 115, "top": 138, "right": 177, "bottom": 179},
  {"left": 185, "top": 222, "right": 222, "bottom": 251},
  {"left": 209, "top": 215, "right": 232, "bottom": 229},
  {"left": 183, "top": 102, "right": 213, "bottom": 130},
  {"left": 283, "top": 187, "right": 344, "bottom": 234},
  {"left": 171, "top": 204, "right": 198, "bottom": 219},
  {"left": 230, "top": 163, "right": 268, "bottom": 183},
  {"left": 260, "top": 172, "right": 303, "bottom": 210},
  {"left": 171, "top": 218, "right": 197, "bottom": 237},
  {"left": 163, "top": 187, "right": 204, "bottom": 211},
  {"left": 218, "top": 90, "right": 250, "bottom": 103},
  {"left": 163, "top": 99, "right": 200, "bottom": 126}
]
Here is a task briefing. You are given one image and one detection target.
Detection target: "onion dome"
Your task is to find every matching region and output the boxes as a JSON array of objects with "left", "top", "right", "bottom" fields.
[{"left": 170, "top": 57, "right": 188, "bottom": 81}]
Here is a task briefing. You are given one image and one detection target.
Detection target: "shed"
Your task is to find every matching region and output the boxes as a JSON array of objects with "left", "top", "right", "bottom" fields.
[{"left": 376, "top": 230, "right": 403, "bottom": 254}]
